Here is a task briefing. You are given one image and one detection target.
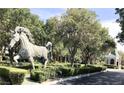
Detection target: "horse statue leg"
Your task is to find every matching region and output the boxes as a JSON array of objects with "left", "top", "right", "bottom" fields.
[
  {"left": 13, "top": 55, "right": 20, "bottom": 66},
  {"left": 44, "top": 58, "right": 48, "bottom": 68},
  {"left": 29, "top": 57, "right": 35, "bottom": 70}
]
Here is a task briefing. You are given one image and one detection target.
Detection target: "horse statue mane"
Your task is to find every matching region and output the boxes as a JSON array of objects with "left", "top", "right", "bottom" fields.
[{"left": 15, "top": 26, "right": 35, "bottom": 44}]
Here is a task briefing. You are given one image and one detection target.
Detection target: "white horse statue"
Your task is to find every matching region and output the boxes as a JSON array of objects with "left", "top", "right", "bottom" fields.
[{"left": 9, "top": 26, "right": 52, "bottom": 69}]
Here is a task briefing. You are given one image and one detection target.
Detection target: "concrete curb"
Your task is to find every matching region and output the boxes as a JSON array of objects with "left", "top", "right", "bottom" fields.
[
  {"left": 106, "top": 68, "right": 124, "bottom": 72},
  {"left": 42, "top": 70, "right": 106, "bottom": 85}
]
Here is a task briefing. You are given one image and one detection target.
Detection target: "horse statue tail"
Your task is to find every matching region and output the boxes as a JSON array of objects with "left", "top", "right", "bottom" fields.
[{"left": 46, "top": 42, "right": 53, "bottom": 61}]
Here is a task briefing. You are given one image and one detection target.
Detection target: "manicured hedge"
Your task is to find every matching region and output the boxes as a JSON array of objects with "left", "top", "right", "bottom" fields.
[
  {"left": 30, "top": 67, "right": 58, "bottom": 82},
  {"left": 121, "top": 66, "right": 124, "bottom": 69},
  {"left": 30, "top": 64, "right": 106, "bottom": 83},
  {"left": 17, "top": 63, "right": 41, "bottom": 70},
  {"left": 0, "top": 62, "right": 11, "bottom": 66},
  {"left": 0, "top": 66, "right": 27, "bottom": 85},
  {"left": 104, "top": 64, "right": 117, "bottom": 69}
]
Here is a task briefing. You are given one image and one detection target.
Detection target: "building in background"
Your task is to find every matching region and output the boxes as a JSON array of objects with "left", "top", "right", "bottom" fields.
[{"left": 106, "top": 49, "right": 121, "bottom": 69}]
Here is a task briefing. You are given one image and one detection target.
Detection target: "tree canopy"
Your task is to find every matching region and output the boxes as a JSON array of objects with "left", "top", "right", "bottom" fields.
[
  {"left": 47, "top": 8, "right": 116, "bottom": 65},
  {"left": 0, "top": 8, "right": 116, "bottom": 65},
  {"left": 115, "top": 8, "right": 124, "bottom": 43},
  {"left": 0, "top": 8, "right": 45, "bottom": 49}
]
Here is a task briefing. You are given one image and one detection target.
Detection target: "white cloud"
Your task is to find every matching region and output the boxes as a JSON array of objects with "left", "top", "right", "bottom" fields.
[
  {"left": 101, "top": 20, "right": 124, "bottom": 52},
  {"left": 101, "top": 20, "right": 121, "bottom": 38}
]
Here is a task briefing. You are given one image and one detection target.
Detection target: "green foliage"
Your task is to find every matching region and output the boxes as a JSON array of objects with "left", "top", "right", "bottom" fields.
[
  {"left": 51, "top": 8, "right": 115, "bottom": 65},
  {"left": 0, "top": 62, "right": 11, "bottom": 66},
  {"left": 115, "top": 8, "right": 124, "bottom": 43},
  {"left": 121, "top": 66, "right": 124, "bottom": 69},
  {"left": 0, "top": 66, "right": 27, "bottom": 84},
  {"left": 30, "top": 63, "right": 105, "bottom": 82},
  {"left": 0, "top": 8, "right": 45, "bottom": 49},
  {"left": 30, "top": 67, "right": 58, "bottom": 82},
  {"left": 0, "top": 67, "right": 9, "bottom": 80},
  {"left": 9, "top": 72, "right": 25, "bottom": 85},
  {"left": 0, "top": 8, "right": 115, "bottom": 68},
  {"left": 102, "top": 39, "right": 116, "bottom": 53},
  {"left": 104, "top": 64, "right": 117, "bottom": 69},
  {"left": 118, "top": 51, "right": 124, "bottom": 65},
  {"left": 74, "top": 65, "right": 106, "bottom": 75},
  {"left": 30, "top": 70, "right": 46, "bottom": 82},
  {"left": 16, "top": 63, "right": 42, "bottom": 70},
  {"left": 57, "top": 66, "right": 75, "bottom": 77}
]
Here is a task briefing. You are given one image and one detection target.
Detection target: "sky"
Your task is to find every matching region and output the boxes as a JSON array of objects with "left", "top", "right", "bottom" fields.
[{"left": 30, "top": 8, "right": 123, "bottom": 52}]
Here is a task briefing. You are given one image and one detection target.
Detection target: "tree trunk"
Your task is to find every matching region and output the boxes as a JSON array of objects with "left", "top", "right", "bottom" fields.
[
  {"left": 70, "top": 55, "right": 75, "bottom": 67},
  {"left": 0, "top": 50, "right": 2, "bottom": 62},
  {"left": 64, "top": 56, "right": 66, "bottom": 63},
  {"left": 8, "top": 48, "right": 14, "bottom": 65}
]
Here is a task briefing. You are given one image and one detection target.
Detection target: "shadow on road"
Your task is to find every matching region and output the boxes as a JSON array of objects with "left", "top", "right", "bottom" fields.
[{"left": 57, "top": 71, "right": 124, "bottom": 85}]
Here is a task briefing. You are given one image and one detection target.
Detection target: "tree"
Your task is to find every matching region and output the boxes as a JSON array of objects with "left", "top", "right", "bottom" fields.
[
  {"left": 57, "top": 9, "right": 82, "bottom": 66},
  {"left": 115, "top": 8, "right": 124, "bottom": 43},
  {"left": 118, "top": 51, "right": 124, "bottom": 65},
  {"left": 56, "top": 8, "right": 115, "bottom": 66},
  {"left": 45, "top": 17, "right": 69, "bottom": 62}
]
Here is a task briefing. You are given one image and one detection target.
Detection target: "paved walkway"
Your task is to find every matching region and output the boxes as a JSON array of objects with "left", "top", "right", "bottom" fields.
[
  {"left": 56, "top": 69, "right": 124, "bottom": 85},
  {"left": 22, "top": 74, "right": 39, "bottom": 85}
]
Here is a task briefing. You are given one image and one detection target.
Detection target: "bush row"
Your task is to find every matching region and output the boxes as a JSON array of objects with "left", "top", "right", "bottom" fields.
[
  {"left": 30, "top": 65, "right": 106, "bottom": 83},
  {"left": 121, "top": 66, "right": 124, "bottom": 69},
  {"left": 104, "top": 64, "right": 117, "bottom": 69},
  {"left": 17, "top": 63, "right": 41, "bottom": 70},
  {"left": 0, "top": 66, "right": 27, "bottom": 85}
]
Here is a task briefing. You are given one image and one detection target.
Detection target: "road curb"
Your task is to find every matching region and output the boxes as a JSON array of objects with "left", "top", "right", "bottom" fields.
[{"left": 42, "top": 70, "right": 106, "bottom": 85}]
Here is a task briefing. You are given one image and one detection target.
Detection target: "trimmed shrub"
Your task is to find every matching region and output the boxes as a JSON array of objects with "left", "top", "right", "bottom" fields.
[
  {"left": 30, "top": 63, "right": 105, "bottom": 83},
  {"left": 121, "top": 66, "right": 124, "bottom": 69},
  {"left": 0, "top": 62, "right": 11, "bottom": 66},
  {"left": 17, "top": 63, "right": 41, "bottom": 70},
  {"left": 104, "top": 64, "right": 117, "bottom": 69},
  {"left": 0, "top": 67, "right": 9, "bottom": 81},
  {"left": 30, "top": 67, "right": 58, "bottom": 82},
  {"left": 30, "top": 71, "right": 45, "bottom": 82},
  {"left": 57, "top": 67, "right": 75, "bottom": 77},
  {"left": 0, "top": 77, "right": 10, "bottom": 85},
  {"left": 0, "top": 66, "right": 27, "bottom": 85}
]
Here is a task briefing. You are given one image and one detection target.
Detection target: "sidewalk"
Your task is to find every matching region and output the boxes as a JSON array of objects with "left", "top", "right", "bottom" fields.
[{"left": 22, "top": 74, "right": 39, "bottom": 85}]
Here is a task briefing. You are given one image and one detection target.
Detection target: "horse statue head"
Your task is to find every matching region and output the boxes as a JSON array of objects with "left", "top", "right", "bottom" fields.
[
  {"left": 15, "top": 26, "right": 34, "bottom": 43},
  {"left": 9, "top": 26, "right": 33, "bottom": 48},
  {"left": 9, "top": 29, "right": 20, "bottom": 49}
]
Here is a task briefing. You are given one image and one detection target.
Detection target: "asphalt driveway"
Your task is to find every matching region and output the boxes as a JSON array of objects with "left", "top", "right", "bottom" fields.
[{"left": 57, "top": 69, "right": 124, "bottom": 85}]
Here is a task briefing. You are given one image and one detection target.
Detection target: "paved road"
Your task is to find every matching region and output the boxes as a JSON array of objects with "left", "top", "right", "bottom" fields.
[{"left": 57, "top": 69, "right": 124, "bottom": 85}]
